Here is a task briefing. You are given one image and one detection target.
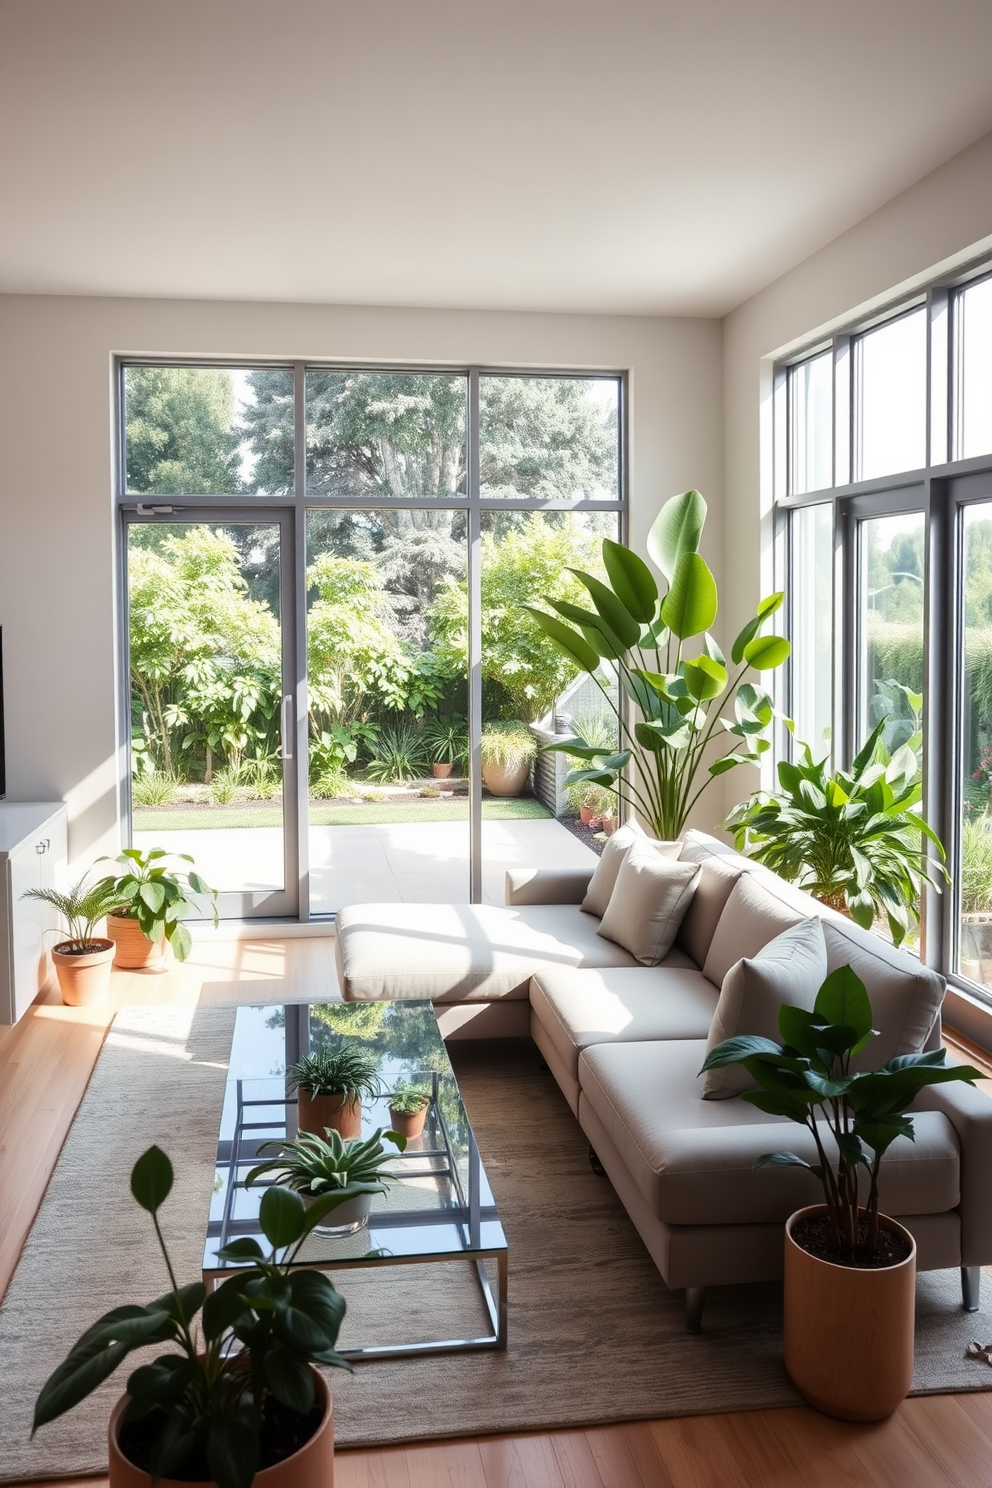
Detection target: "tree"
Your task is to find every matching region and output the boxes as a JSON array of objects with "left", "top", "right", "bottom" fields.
[
  {"left": 124, "top": 367, "right": 242, "bottom": 494},
  {"left": 429, "top": 514, "right": 605, "bottom": 721},
  {"left": 479, "top": 377, "right": 617, "bottom": 499}
]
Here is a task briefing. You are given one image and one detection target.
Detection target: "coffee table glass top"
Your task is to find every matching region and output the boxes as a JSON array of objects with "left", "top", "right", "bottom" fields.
[{"left": 203, "top": 999, "right": 507, "bottom": 1276}]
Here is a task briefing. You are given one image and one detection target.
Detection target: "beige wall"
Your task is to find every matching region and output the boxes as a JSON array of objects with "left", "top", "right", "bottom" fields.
[
  {"left": 0, "top": 295, "right": 722, "bottom": 867},
  {"left": 721, "top": 127, "right": 992, "bottom": 815}
]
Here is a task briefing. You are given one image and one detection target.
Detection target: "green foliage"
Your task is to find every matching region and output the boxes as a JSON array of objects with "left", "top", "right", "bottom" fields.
[
  {"left": 700, "top": 970, "right": 981, "bottom": 1260},
  {"left": 246, "top": 1127, "right": 405, "bottom": 1198},
  {"left": 310, "top": 767, "right": 353, "bottom": 800},
  {"left": 420, "top": 717, "right": 468, "bottom": 768},
  {"left": 33, "top": 1146, "right": 351, "bottom": 1488},
  {"left": 961, "top": 817, "right": 992, "bottom": 914},
  {"left": 527, "top": 490, "right": 790, "bottom": 840},
  {"left": 22, "top": 875, "right": 118, "bottom": 952},
  {"left": 94, "top": 848, "right": 218, "bottom": 962},
  {"left": 131, "top": 771, "right": 182, "bottom": 807},
  {"left": 366, "top": 724, "right": 428, "bottom": 783},
  {"left": 288, "top": 1046, "right": 381, "bottom": 1101},
  {"left": 478, "top": 377, "right": 617, "bottom": 499},
  {"left": 388, "top": 1079, "right": 432, "bottom": 1115},
  {"left": 430, "top": 514, "right": 605, "bottom": 721},
  {"left": 724, "top": 719, "right": 948, "bottom": 946},
  {"left": 479, "top": 721, "right": 538, "bottom": 770},
  {"left": 124, "top": 368, "right": 241, "bottom": 495}
]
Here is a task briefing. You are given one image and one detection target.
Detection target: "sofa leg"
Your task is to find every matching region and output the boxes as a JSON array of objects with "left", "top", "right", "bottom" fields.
[
  {"left": 963, "top": 1266, "right": 981, "bottom": 1312},
  {"left": 588, "top": 1145, "right": 606, "bottom": 1177},
  {"left": 685, "top": 1287, "right": 706, "bottom": 1333}
]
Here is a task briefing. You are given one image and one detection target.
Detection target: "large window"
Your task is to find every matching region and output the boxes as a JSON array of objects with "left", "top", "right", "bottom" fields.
[
  {"left": 777, "top": 266, "right": 992, "bottom": 1000},
  {"left": 119, "top": 364, "right": 625, "bottom": 919}
]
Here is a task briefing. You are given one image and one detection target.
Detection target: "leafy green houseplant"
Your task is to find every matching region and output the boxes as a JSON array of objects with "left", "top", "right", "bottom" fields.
[
  {"left": 22, "top": 874, "right": 119, "bottom": 1006},
  {"left": 421, "top": 718, "right": 468, "bottom": 777},
  {"left": 33, "top": 1146, "right": 349, "bottom": 1488},
  {"left": 387, "top": 1079, "right": 433, "bottom": 1139},
  {"left": 723, "top": 718, "right": 948, "bottom": 947},
  {"left": 480, "top": 721, "right": 537, "bottom": 797},
  {"left": 247, "top": 1127, "right": 406, "bottom": 1236},
  {"left": 700, "top": 968, "right": 981, "bottom": 1420},
  {"left": 524, "top": 489, "right": 791, "bottom": 840},
  {"left": 288, "top": 1045, "right": 381, "bottom": 1139},
  {"left": 96, "top": 847, "right": 218, "bottom": 968}
]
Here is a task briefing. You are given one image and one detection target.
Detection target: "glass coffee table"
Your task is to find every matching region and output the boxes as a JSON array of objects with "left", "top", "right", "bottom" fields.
[{"left": 202, "top": 999, "right": 508, "bottom": 1361}]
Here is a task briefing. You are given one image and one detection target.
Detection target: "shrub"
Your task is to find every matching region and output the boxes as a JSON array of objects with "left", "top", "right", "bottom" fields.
[
  {"left": 366, "top": 725, "right": 428, "bottom": 783},
  {"left": 131, "top": 771, "right": 182, "bottom": 806}
]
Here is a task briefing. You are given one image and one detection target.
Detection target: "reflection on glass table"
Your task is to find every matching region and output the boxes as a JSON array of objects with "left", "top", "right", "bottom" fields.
[{"left": 203, "top": 1000, "right": 508, "bottom": 1359}]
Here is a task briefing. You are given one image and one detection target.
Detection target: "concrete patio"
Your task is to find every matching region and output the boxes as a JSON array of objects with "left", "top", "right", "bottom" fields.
[{"left": 134, "top": 816, "right": 597, "bottom": 916}]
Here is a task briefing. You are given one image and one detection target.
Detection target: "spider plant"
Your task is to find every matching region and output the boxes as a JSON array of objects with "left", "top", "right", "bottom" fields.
[
  {"left": 288, "top": 1045, "right": 381, "bottom": 1101},
  {"left": 245, "top": 1127, "right": 406, "bottom": 1198},
  {"left": 388, "top": 1079, "right": 432, "bottom": 1115},
  {"left": 479, "top": 721, "right": 537, "bottom": 770},
  {"left": 366, "top": 725, "right": 428, "bottom": 783},
  {"left": 723, "top": 718, "right": 948, "bottom": 946}
]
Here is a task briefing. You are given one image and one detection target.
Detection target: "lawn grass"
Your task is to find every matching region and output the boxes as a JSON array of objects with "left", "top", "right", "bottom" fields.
[{"left": 133, "top": 798, "right": 552, "bottom": 831}]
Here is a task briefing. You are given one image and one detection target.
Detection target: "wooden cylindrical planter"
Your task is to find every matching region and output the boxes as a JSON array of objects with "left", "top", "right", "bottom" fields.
[
  {"left": 783, "top": 1205, "right": 916, "bottom": 1421},
  {"left": 106, "top": 914, "right": 167, "bottom": 970},
  {"left": 481, "top": 760, "right": 531, "bottom": 797},
  {"left": 52, "top": 940, "right": 115, "bottom": 1006},
  {"left": 297, "top": 1089, "right": 362, "bottom": 1139},
  {"left": 388, "top": 1103, "right": 429, "bottom": 1140},
  {"left": 108, "top": 1368, "right": 334, "bottom": 1488}
]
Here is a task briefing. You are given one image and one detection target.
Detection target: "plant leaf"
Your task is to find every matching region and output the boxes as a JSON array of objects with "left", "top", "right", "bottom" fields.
[
  {"left": 601, "top": 538, "right": 658, "bottom": 623},
  {"left": 660, "top": 553, "right": 718, "bottom": 639},
  {"left": 647, "top": 488, "right": 706, "bottom": 582},
  {"left": 130, "top": 1146, "right": 173, "bottom": 1214}
]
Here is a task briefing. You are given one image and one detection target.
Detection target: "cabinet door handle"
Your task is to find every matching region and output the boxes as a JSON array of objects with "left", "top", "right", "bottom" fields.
[{"left": 36, "top": 839, "right": 50, "bottom": 855}]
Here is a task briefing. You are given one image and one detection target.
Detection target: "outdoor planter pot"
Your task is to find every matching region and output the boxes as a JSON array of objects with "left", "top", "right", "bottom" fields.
[
  {"left": 107, "top": 1367, "right": 334, "bottom": 1488},
  {"left": 432, "top": 762, "right": 453, "bottom": 779},
  {"left": 51, "top": 939, "right": 115, "bottom": 1006},
  {"left": 481, "top": 759, "right": 531, "bottom": 797},
  {"left": 783, "top": 1204, "right": 916, "bottom": 1421}
]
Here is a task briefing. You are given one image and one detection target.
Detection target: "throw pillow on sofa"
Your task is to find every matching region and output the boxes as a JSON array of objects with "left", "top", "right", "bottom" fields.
[
  {"left": 596, "top": 841, "right": 701, "bottom": 965},
  {"left": 701, "top": 916, "right": 828, "bottom": 1099},
  {"left": 581, "top": 820, "right": 680, "bottom": 918}
]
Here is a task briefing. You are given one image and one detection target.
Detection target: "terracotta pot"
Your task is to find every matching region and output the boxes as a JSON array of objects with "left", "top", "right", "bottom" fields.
[
  {"left": 601, "top": 815, "right": 618, "bottom": 837},
  {"left": 107, "top": 1366, "right": 334, "bottom": 1488},
  {"left": 106, "top": 913, "right": 168, "bottom": 970},
  {"left": 783, "top": 1204, "right": 916, "bottom": 1421},
  {"left": 51, "top": 940, "right": 115, "bottom": 1006},
  {"left": 297, "top": 1089, "right": 362, "bottom": 1139},
  {"left": 388, "top": 1102, "right": 429, "bottom": 1140},
  {"left": 432, "top": 761, "right": 453, "bottom": 779},
  {"left": 481, "top": 759, "right": 531, "bottom": 797},
  {"left": 579, "top": 806, "right": 602, "bottom": 827}
]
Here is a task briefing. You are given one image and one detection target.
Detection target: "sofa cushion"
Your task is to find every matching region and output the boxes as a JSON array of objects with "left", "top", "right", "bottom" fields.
[
  {"left": 335, "top": 902, "right": 640, "bottom": 1002},
  {"left": 530, "top": 965, "right": 719, "bottom": 1084},
  {"left": 822, "top": 919, "right": 945, "bottom": 1068},
  {"left": 578, "top": 1039, "right": 961, "bottom": 1227},
  {"left": 580, "top": 821, "right": 680, "bottom": 918},
  {"left": 597, "top": 845, "right": 701, "bottom": 965},
  {"left": 703, "top": 869, "right": 812, "bottom": 987},
  {"left": 675, "top": 852, "right": 748, "bottom": 969},
  {"left": 701, "top": 917, "right": 828, "bottom": 1099}
]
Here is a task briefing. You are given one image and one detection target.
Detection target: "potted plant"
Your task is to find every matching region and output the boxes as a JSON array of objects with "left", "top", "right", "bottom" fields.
[
  {"left": 95, "top": 848, "right": 219, "bottom": 969},
  {"left": 422, "top": 719, "right": 468, "bottom": 779},
  {"left": 32, "top": 1145, "right": 352, "bottom": 1488},
  {"left": 700, "top": 966, "right": 981, "bottom": 1420},
  {"left": 288, "top": 1046, "right": 381, "bottom": 1140},
  {"left": 246, "top": 1126, "right": 406, "bottom": 1237},
  {"left": 524, "top": 488, "right": 791, "bottom": 840},
  {"left": 387, "top": 1079, "right": 433, "bottom": 1140},
  {"left": 22, "top": 874, "right": 119, "bottom": 1006},
  {"left": 480, "top": 721, "right": 537, "bottom": 797},
  {"left": 723, "top": 720, "right": 948, "bottom": 947}
]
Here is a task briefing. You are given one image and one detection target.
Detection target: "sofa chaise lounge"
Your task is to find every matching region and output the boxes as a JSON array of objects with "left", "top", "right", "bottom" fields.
[{"left": 334, "top": 830, "right": 992, "bottom": 1328}]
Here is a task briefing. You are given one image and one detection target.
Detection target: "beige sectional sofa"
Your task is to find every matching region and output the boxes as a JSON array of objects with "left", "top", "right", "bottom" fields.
[{"left": 335, "top": 829, "right": 992, "bottom": 1328}]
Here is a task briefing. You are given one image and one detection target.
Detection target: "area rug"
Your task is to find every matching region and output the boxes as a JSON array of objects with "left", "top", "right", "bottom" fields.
[{"left": 0, "top": 1004, "right": 990, "bottom": 1481}]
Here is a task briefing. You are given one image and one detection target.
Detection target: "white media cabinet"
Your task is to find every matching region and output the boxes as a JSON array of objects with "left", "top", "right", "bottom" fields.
[{"left": 0, "top": 801, "right": 67, "bottom": 1024}]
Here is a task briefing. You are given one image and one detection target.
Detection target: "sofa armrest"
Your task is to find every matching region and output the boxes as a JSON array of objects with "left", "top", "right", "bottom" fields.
[
  {"left": 914, "top": 1078, "right": 992, "bottom": 1267},
  {"left": 504, "top": 867, "right": 593, "bottom": 906}
]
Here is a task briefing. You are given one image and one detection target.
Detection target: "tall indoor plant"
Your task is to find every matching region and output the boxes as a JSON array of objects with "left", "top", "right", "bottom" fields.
[
  {"left": 33, "top": 1146, "right": 353, "bottom": 1488},
  {"left": 523, "top": 489, "right": 790, "bottom": 840},
  {"left": 723, "top": 719, "right": 948, "bottom": 946},
  {"left": 701, "top": 966, "right": 980, "bottom": 1419},
  {"left": 96, "top": 848, "right": 218, "bottom": 969}
]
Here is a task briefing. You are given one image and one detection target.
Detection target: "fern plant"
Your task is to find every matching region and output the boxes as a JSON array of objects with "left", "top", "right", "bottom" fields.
[{"left": 22, "top": 875, "right": 118, "bottom": 952}]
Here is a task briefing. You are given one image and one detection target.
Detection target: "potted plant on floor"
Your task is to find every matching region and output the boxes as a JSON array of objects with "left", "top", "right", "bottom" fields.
[
  {"left": 247, "top": 1126, "right": 406, "bottom": 1237},
  {"left": 480, "top": 721, "right": 537, "bottom": 797},
  {"left": 422, "top": 719, "right": 468, "bottom": 780},
  {"left": 387, "top": 1079, "right": 433, "bottom": 1140},
  {"left": 33, "top": 1145, "right": 352, "bottom": 1488},
  {"left": 723, "top": 720, "right": 948, "bottom": 947},
  {"left": 289, "top": 1045, "right": 382, "bottom": 1139},
  {"left": 700, "top": 966, "right": 981, "bottom": 1420},
  {"left": 95, "top": 848, "right": 219, "bottom": 969},
  {"left": 22, "top": 874, "right": 118, "bottom": 1006}
]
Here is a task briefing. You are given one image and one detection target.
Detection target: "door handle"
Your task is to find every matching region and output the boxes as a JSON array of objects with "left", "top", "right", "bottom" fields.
[{"left": 281, "top": 695, "right": 294, "bottom": 761}]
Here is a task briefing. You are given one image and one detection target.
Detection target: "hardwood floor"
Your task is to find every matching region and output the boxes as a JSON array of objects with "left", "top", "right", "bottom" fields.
[{"left": 3, "top": 939, "right": 992, "bottom": 1488}]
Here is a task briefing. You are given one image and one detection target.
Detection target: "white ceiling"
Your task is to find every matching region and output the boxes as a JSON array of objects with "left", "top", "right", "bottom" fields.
[{"left": 3, "top": 0, "right": 992, "bottom": 317}]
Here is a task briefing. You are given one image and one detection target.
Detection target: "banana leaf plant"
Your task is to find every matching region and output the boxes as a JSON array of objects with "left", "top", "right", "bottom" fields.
[
  {"left": 700, "top": 967, "right": 981, "bottom": 1260},
  {"left": 723, "top": 717, "right": 949, "bottom": 947},
  {"left": 522, "top": 489, "right": 791, "bottom": 840}
]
